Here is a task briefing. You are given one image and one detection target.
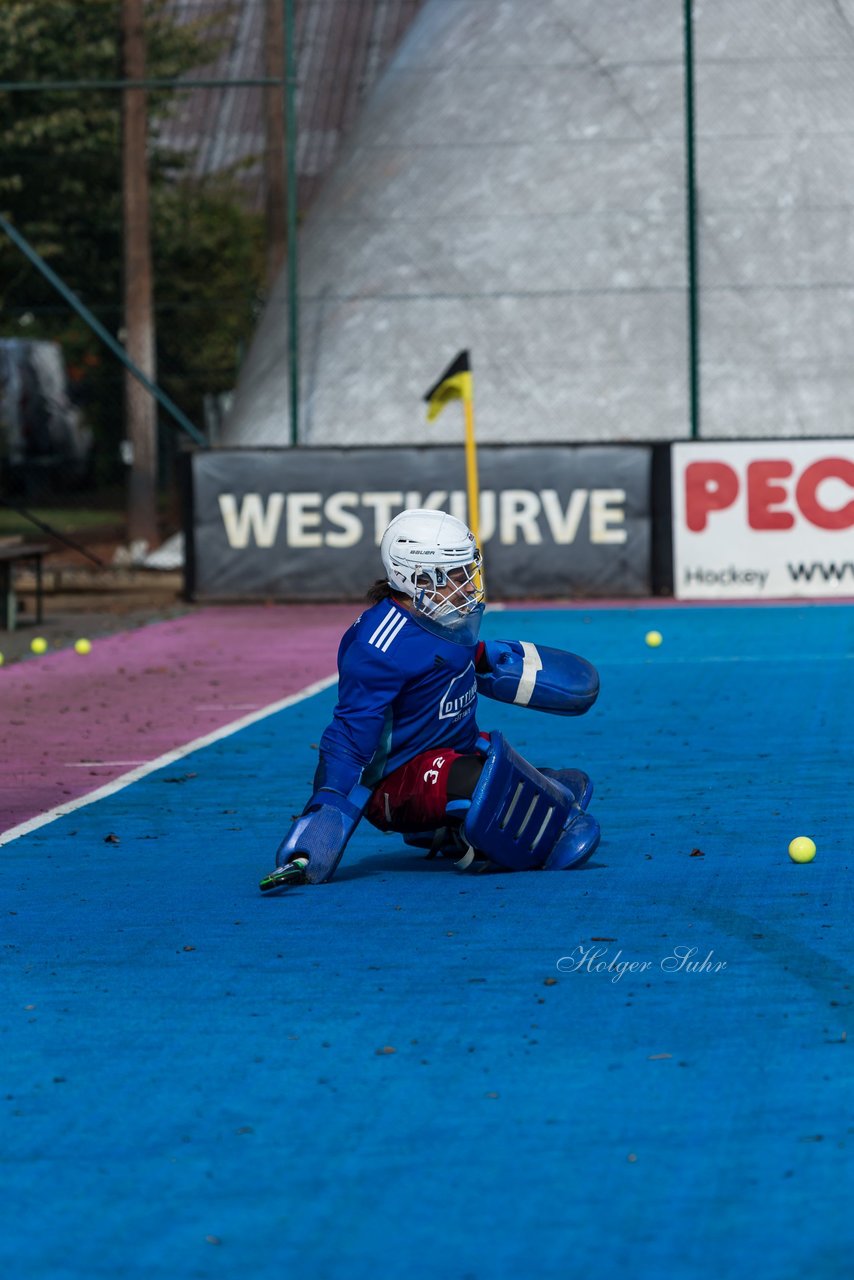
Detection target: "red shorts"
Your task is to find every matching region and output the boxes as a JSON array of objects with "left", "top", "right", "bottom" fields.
[{"left": 365, "top": 748, "right": 474, "bottom": 833}]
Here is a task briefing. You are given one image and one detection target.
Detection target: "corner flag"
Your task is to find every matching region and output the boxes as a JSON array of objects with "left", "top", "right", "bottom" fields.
[
  {"left": 423, "top": 350, "right": 473, "bottom": 421},
  {"left": 424, "top": 350, "right": 480, "bottom": 542}
]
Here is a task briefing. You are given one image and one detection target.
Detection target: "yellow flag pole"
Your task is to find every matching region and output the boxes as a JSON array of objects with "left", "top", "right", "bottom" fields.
[
  {"left": 462, "top": 393, "right": 480, "bottom": 546},
  {"left": 423, "top": 350, "right": 480, "bottom": 544}
]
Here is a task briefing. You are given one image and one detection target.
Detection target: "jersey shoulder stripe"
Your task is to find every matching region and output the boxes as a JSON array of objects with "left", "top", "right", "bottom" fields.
[{"left": 366, "top": 606, "right": 408, "bottom": 653}]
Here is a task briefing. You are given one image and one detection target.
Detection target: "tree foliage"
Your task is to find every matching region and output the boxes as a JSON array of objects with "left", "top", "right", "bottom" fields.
[{"left": 0, "top": 0, "right": 265, "bottom": 472}]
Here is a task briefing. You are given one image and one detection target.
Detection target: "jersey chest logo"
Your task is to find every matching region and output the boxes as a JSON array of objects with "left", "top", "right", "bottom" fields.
[{"left": 438, "top": 662, "right": 477, "bottom": 722}]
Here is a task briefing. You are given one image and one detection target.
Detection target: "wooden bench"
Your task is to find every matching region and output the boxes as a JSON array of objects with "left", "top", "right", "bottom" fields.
[{"left": 0, "top": 542, "right": 48, "bottom": 631}]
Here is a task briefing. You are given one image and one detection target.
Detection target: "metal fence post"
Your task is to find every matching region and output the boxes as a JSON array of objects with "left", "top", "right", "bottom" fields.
[{"left": 683, "top": 0, "right": 700, "bottom": 440}]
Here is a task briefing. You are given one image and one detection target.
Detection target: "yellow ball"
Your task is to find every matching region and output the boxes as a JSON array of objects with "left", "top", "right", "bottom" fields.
[
  {"left": 74, "top": 638, "right": 92, "bottom": 655},
  {"left": 0, "top": 652, "right": 4, "bottom": 666},
  {"left": 788, "top": 836, "right": 816, "bottom": 864},
  {"left": 30, "top": 637, "right": 48, "bottom": 655},
  {"left": 645, "top": 630, "right": 663, "bottom": 648}
]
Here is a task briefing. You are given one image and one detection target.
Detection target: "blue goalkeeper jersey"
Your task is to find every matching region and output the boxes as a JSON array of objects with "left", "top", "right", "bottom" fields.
[{"left": 315, "top": 598, "right": 481, "bottom": 795}]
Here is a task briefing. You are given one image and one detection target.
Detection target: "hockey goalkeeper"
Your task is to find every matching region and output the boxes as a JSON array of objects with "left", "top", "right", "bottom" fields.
[{"left": 260, "top": 508, "right": 601, "bottom": 891}]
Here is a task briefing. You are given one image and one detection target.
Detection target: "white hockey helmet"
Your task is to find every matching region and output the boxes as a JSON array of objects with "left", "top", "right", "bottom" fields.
[{"left": 380, "top": 508, "right": 485, "bottom": 643}]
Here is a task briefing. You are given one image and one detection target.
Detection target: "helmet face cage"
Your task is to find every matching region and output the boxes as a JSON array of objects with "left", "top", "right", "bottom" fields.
[
  {"left": 380, "top": 509, "right": 486, "bottom": 636},
  {"left": 410, "top": 551, "right": 484, "bottom": 621}
]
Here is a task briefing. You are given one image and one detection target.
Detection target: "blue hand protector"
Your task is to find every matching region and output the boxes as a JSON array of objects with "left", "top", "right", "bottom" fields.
[
  {"left": 476, "top": 640, "right": 599, "bottom": 715},
  {"left": 275, "top": 784, "right": 372, "bottom": 884}
]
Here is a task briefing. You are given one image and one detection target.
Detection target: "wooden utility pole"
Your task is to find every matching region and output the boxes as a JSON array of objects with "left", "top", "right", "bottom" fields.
[
  {"left": 264, "top": 0, "right": 287, "bottom": 286},
  {"left": 121, "top": 0, "right": 159, "bottom": 548}
]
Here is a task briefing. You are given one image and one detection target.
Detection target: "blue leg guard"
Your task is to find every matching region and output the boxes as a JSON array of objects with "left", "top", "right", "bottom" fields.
[
  {"left": 460, "top": 732, "right": 600, "bottom": 871},
  {"left": 542, "top": 810, "right": 600, "bottom": 870},
  {"left": 405, "top": 776, "right": 593, "bottom": 869},
  {"left": 539, "top": 768, "right": 593, "bottom": 811}
]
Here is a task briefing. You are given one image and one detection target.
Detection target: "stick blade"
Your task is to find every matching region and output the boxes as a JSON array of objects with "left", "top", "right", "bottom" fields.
[{"left": 259, "top": 856, "right": 309, "bottom": 894}]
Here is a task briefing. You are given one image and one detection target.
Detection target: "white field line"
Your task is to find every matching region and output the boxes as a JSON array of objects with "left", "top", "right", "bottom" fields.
[
  {"left": 0, "top": 673, "right": 337, "bottom": 848},
  {"left": 65, "top": 761, "right": 148, "bottom": 768},
  {"left": 195, "top": 704, "right": 260, "bottom": 711}
]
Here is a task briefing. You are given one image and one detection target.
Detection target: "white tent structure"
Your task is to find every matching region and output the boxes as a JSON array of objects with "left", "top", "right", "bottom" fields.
[{"left": 225, "top": 0, "right": 854, "bottom": 447}]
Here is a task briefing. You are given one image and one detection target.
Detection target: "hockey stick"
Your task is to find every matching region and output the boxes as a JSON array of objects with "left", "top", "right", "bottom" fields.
[{"left": 259, "top": 856, "right": 309, "bottom": 894}]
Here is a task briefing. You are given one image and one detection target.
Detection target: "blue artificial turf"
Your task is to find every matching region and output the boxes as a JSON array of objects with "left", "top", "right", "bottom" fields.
[{"left": 2, "top": 604, "right": 852, "bottom": 1279}]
